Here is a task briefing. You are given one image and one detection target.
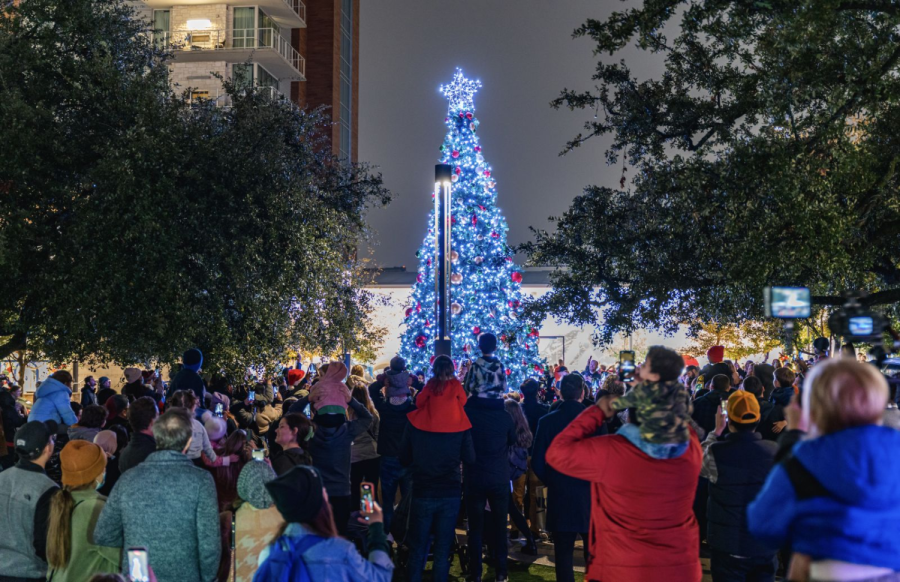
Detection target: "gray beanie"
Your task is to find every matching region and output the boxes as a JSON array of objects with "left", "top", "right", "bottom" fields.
[{"left": 238, "top": 460, "right": 277, "bottom": 509}]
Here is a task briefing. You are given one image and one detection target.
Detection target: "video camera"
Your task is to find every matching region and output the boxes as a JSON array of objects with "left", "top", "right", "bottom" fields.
[{"left": 765, "top": 287, "right": 897, "bottom": 365}]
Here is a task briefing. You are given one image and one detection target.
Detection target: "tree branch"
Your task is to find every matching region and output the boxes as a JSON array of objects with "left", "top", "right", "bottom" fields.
[
  {"left": 0, "top": 332, "right": 26, "bottom": 361},
  {"left": 836, "top": 1, "right": 900, "bottom": 14}
]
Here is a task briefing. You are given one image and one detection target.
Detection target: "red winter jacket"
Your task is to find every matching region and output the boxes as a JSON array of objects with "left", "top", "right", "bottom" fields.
[{"left": 546, "top": 406, "right": 702, "bottom": 582}]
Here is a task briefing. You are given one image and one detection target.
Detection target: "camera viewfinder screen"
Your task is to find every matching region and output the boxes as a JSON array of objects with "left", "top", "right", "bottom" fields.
[
  {"left": 769, "top": 287, "right": 811, "bottom": 318},
  {"left": 849, "top": 316, "right": 874, "bottom": 336}
]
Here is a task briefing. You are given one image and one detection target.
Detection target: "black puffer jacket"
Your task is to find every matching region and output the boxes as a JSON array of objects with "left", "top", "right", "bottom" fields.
[{"left": 0, "top": 390, "right": 26, "bottom": 445}]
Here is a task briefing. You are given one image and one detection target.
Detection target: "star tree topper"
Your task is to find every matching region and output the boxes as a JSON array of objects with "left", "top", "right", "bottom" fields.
[{"left": 440, "top": 68, "right": 482, "bottom": 114}]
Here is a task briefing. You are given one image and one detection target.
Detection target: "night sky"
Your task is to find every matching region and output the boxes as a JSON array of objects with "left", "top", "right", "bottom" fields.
[{"left": 358, "top": 0, "right": 652, "bottom": 268}]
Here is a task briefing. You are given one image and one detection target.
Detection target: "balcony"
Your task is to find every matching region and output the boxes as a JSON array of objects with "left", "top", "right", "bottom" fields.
[
  {"left": 159, "top": 28, "right": 305, "bottom": 80},
  {"left": 140, "top": 0, "right": 306, "bottom": 28}
]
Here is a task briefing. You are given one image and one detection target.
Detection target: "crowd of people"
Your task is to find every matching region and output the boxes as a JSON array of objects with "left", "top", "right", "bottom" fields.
[{"left": 0, "top": 334, "right": 899, "bottom": 582}]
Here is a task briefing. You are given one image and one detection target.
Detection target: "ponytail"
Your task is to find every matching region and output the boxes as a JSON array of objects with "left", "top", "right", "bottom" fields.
[{"left": 47, "top": 487, "right": 76, "bottom": 569}]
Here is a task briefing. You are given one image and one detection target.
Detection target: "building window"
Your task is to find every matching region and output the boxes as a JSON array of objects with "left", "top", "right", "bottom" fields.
[
  {"left": 152, "top": 10, "right": 170, "bottom": 48},
  {"left": 257, "top": 65, "right": 278, "bottom": 91},
  {"left": 339, "top": 0, "right": 353, "bottom": 160},
  {"left": 233, "top": 63, "right": 253, "bottom": 93},
  {"left": 233, "top": 7, "right": 255, "bottom": 48}
]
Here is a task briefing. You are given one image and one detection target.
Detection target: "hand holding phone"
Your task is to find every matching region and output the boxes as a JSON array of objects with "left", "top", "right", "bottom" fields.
[
  {"left": 252, "top": 449, "right": 266, "bottom": 461},
  {"left": 126, "top": 547, "right": 150, "bottom": 582},
  {"left": 248, "top": 390, "right": 255, "bottom": 402},
  {"left": 214, "top": 403, "right": 224, "bottom": 418},
  {"left": 360, "top": 482, "right": 375, "bottom": 515}
]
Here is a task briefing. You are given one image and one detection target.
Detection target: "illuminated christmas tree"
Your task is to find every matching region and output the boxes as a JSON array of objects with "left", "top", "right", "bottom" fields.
[{"left": 398, "top": 69, "right": 543, "bottom": 386}]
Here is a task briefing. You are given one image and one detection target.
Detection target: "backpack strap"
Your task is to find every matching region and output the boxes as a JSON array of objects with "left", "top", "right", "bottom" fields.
[{"left": 783, "top": 456, "right": 832, "bottom": 500}]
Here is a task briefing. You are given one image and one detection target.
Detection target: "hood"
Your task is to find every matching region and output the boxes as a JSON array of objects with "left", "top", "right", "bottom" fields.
[
  {"left": 68, "top": 425, "right": 99, "bottom": 440},
  {"left": 321, "top": 361, "right": 347, "bottom": 384},
  {"left": 795, "top": 425, "right": 900, "bottom": 508},
  {"left": 468, "top": 357, "right": 507, "bottom": 398},
  {"left": 385, "top": 369, "right": 411, "bottom": 398},
  {"left": 36, "top": 377, "right": 72, "bottom": 399},
  {"left": 312, "top": 423, "right": 348, "bottom": 442}
]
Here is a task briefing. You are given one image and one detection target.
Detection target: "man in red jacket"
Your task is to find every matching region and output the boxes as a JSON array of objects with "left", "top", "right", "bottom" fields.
[{"left": 547, "top": 345, "right": 702, "bottom": 582}]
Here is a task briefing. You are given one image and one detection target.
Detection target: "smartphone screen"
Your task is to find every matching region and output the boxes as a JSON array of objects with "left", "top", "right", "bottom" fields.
[
  {"left": 273, "top": 386, "right": 278, "bottom": 395},
  {"left": 619, "top": 351, "right": 636, "bottom": 382},
  {"left": 252, "top": 449, "right": 265, "bottom": 461},
  {"left": 214, "top": 403, "right": 223, "bottom": 417},
  {"left": 360, "top": 482, "right": 375, "bottom": 514},
  {"left": 248, "top": 390, "right": 255, "bottom": 402},
  {"left": 126, "top": 547, "right": 149, "bottom": 582}
]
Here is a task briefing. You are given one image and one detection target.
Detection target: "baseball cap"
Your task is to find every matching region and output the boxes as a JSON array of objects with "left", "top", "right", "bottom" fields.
[
  {"left": 727, "top": 390, "right": 760, "bottom": 424},
  {"left": 14, "top": 421, "right": 55, "bottom": 458}
]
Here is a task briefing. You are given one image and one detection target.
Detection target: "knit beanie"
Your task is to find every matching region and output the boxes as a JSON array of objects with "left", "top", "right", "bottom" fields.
[
  {"left": 183, "top": 348, "right": 203, "bottom": 372},
  {"left": 93, "top": 430, "right": 118, "bottom": 456},
  {"left": 238, "top": 460, "right": 277, "bottom": 509},
  {"left": 706, "top": 345, "right": 725, "bottom": 364},
  {"left": 124, "top": 367, "right": 143, "bottom": 384},
  {"left": 60, "top": 440, "right": 107, "bottom": 487},
  {"left": 266, "top": 465, "right": 324, "bottom": 523},
  {"left": 204, "top": 416, "right": 227, "bottom": 441}
]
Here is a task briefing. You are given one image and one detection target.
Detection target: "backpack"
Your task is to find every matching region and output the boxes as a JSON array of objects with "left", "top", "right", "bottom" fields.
[
  {"left": 252, "top": 534, "right": 325, "bottom": 582},
  {"left": 509, "top": 445, "right": 528, "bottom": 481}
]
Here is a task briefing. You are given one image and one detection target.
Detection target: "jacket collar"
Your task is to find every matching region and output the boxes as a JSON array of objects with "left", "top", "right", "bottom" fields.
[
  {"left": 14, "top": 459, "right": 46, "bottom": 474},
  {"left": 617, "top": 423, "right": 689, "bottom": 459},
  {"left": 130, "top": 432, "right": 156, "bottom": 445},
  {"left": 721, "top": 430, "right": 763, "bottom": 443},
  {"left": 145, "top": 449, "right": 192, "bottom": 464},
  {"left": 557, "top": 400, "right": 585, "bottom": 414}
]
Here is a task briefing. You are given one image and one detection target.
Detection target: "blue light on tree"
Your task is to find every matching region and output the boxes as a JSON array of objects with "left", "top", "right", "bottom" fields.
[{"left": 398, "top": 68, "right": 545, "bottom": 386}]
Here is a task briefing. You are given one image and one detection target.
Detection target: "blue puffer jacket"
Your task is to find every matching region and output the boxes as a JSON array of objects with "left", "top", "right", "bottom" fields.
[
  {"left": 29, "top": 378, "right": 77, "bottom": 426},
  {"left": 748, "top": 424, "right": 900, "bottom": 570}
]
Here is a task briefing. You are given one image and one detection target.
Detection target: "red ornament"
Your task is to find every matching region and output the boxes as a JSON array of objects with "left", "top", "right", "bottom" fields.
[
  {"left": 416, "top": 302, "right": 422, "bottom": 313},
  {"left": 424, "top": 320, "right": 431, "bottom": 327},
  {"left": 464, "top": 344, "right": 470, "bottom": 353},
  {"left": 451, "top": 216, "right": 457, "bottom": 224},
  {"left": 525, "top": 344, "right": 529, "bottom": 350},
  {"left": 416, "top": 273, "right": 423, "bottom": 283},
  {"left": 474, "top": 145, "right": 481, "bottom": 152},
  {"left": 534, "top": 365, "right": 543, "bottom": 373},
  {"left": 491, "top": 232, "right": 499, "bottom": 238},
  {"left": 508, "top": 300, "right": 514, "bottom": 308},
  {"left": 427, "top": 258, "right": 432, "bottom": 266},
  {"left": 458, "top": 112, "right": 465, "bottom": 118},
  {"left": 429, "top": 355, "right": 436, "bottom": 364},
  {"left": 473, "top": 326, "right": 481, "bottom": 335},
  {"left": 506, "top": 257, "right": 513, "bottom": 262},
  {"left": 471, "top": 214, "right": 477, "bottom": 226},
  {"left": 466, "top": 112, "right": 474, "bottom": 120},
  {"left": 455, "top": 166, "right": 462, "bottom": 175},
  {"left": 501, "top": 335, "right": 507, "bottom": 342},
  {"left": 415, "top": 335, "right": 426, "bottom": 348},
  {"left": 405, "top": 307, "right": 413, "bottom": 317},
  {"left": 506, "top": 369, "right": 512, "bottom": 376},
  {"left": 484, "top": 170, "right": 491, "bottom": 177},
  {"left": 478, "top": 205, "right": 485, "bottom": 211},
  {"left": 451, "top": 150, "right": 460, "bottom": 158},
  {"left": 511, "top": 272, "right": 523, "bottom": 283}
]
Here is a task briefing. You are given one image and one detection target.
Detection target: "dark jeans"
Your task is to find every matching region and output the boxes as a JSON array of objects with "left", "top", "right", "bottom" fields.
[
  {"left": 466, "top": 484, "right": 509, "bottom": 579},
  {"left": 351, "top": 457, "right": 381, "bottom": 510},
  {"left": 508, "top": 497, "right": 532, "bottom": 543},
  {"left": 407, "top": 496, "right": 461, "bottom": 582},
  {"left": 553, "top": 531, "right": 589, "bottom": 582},
  {"left": 380, "top": 455, "right": 411, "bottom": 533},
  {"left": 710, "top": 550, "right": 777, "bottom": 582},
  {"left": 330, "top": 495, "right": 352, "bottom": 538}
]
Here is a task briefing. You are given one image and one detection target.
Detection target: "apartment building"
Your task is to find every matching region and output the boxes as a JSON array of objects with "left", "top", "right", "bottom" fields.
[{"left": 131, "top": 0, "right": 358, "bottom": 162}]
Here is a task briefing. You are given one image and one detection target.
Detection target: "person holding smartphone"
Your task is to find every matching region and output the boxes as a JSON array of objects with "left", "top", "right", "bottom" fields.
[{"left": 257, "top": 465, "right": 393, "bottom": 582}]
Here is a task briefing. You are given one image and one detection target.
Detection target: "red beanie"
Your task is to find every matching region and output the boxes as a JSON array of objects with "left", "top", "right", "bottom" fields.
[
  {"left": 707, "top": 345, "right": 725, "bottom": 364},
  {"left": 287, "top": 369, "right": 305, "bottom": 386}
]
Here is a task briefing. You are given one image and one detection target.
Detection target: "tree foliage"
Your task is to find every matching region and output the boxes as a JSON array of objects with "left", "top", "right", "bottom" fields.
[
  {"left": 525, "top": 0, "right": 900, "bottom": 344},
  {"left": 0, "top": 0, "right": 390, "bottom": 372}
]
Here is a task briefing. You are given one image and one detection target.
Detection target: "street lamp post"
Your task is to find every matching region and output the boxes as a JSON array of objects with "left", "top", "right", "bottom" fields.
[{"left": 434, "top": 164, "right": 453, "bottom": 357}]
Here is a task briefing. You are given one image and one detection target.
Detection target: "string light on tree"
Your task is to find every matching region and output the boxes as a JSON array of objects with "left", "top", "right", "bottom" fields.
[{"left": 398, "top": 68, "right": 543, "bottom": 385}]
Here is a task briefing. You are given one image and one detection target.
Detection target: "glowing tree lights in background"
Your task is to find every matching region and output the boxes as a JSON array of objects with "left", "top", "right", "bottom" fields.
[{"left": 398, "top": 69, "right": 544, "bottom": 385}]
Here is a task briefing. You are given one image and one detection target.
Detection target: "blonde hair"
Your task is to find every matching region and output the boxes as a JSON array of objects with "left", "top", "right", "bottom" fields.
[
  {"left": 47, "top": 483, "right": 95, "bottom": 569},
  {"left": 803, "top": 359, "right": 888, "bottom": 436}
]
